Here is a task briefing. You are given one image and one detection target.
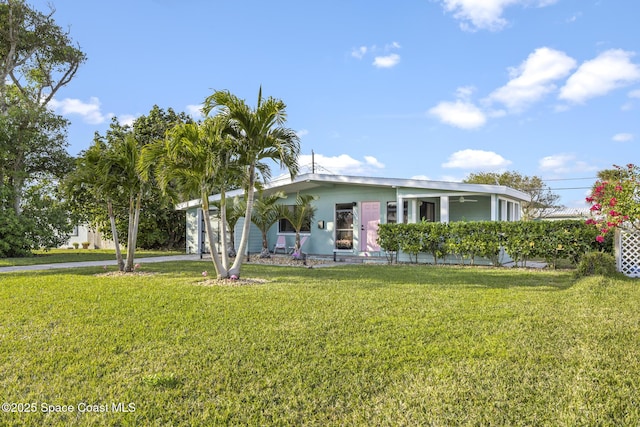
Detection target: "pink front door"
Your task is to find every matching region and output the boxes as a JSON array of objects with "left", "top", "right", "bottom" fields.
[{"left": 360, "top": 201, "right": 380, "bottom": 252}]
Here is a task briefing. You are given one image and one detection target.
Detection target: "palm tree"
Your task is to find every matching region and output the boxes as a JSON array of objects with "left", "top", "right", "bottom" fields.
[
  {"left": 277, "top": 193, "right": 317, "bottom": 256},
  {"left": 139, "top": 117, "right": 241, "bottom": 279},
  {"left": 103, "top": 133, "right": 145, "bottom": 272},
  {"left": 251, "top": 191, "right": 286, "bottom": 258},
  {"left": 69, "top": 139, "right": 125, "bottom": 271},
  {"left": 203, "top": 87, "right": 300, "bottom": 277}
]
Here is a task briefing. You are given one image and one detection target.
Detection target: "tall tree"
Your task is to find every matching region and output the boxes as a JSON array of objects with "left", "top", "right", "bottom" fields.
[
  {"left": 139, "top": 117, "right": 241, "bottom": 279},
  {"left": 66, "top": 139, "right": 126, "bottom": 270},
  {"left": 0, "top": 0, "right": 86, "bottom": 113},
  {"left": 463, "top": 171, "right": 561, "bottom": 220},
  {"left": 203, "top": 88, "right": 300, "bottom": 277},
  {"left": 0, "top": 0, "right": 84, "bottom": 256}
]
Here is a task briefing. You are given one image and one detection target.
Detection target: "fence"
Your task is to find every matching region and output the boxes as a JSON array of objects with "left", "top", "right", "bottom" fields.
[{"left": 617, "top": 227, "right": 640, "bottom": 278}]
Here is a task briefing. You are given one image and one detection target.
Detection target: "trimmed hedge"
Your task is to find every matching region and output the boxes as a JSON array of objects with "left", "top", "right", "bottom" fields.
[{"left": 377, "top": 220, "right": 606, "bottom": 268}]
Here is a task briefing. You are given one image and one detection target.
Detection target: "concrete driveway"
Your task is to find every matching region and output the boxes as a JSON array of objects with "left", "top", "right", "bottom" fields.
[{"left": 0, "top": 254, "right": 202, "bottom": 273}]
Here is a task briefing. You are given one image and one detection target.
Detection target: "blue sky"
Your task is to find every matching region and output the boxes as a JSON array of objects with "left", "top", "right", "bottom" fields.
[{"left": 33, "top": 0, "right": 639, "bottom": 207}]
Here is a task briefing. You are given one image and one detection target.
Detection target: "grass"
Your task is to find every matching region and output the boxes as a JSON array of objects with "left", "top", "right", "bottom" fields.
[
  {"left": 0, "top": 249, "right": 185, "bottom": 267},
  {"left": 0, "top": 262, "right": 638, "bottom": 426}
]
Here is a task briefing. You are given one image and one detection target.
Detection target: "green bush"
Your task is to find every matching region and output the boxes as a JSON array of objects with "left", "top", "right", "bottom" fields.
[
  {"left": 574, "top": 252, "right": 617, "bottom": 278},
  {"left": 378, "top": 220, "right": 602, "bottom": 267}
]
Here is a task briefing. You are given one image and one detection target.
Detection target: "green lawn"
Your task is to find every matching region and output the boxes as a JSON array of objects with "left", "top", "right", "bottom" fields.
[
  {"left": 0, "top": 262, "right": 638, "bottom": 426},
  {"left": 0, "top": 249, "right": 185, "bottom": 267}
]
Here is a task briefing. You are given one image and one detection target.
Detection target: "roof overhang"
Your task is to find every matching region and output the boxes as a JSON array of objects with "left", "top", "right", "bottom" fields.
[{"left": 175, "top": 173, "right": 532, "bottom": 210}]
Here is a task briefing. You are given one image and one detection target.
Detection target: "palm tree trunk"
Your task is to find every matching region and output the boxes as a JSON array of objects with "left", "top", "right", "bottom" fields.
[
  {"left": 125, "top": 192, "right": 142, "bottom": 272},
  {"left": 229, "top": 167, "right": 255, "bottom": 277},
  {"left": 219, "top": 190, "right": 230, "bottom": 271},
  {"left": 108, "top": 200, "right": 124, "bottom": 271},
  {"left": 202, "top": 199, "right": 227, "bottom": 279}
]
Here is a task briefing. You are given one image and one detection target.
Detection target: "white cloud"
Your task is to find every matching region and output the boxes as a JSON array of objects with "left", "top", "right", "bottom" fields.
[
  {"left": 411, "top": 174, "right": 431, "bottom": 180},
  {"left": 539, "top": 153, "right": 574, "bottom": 173},
  {"left": 351, "top": 46, "right": 368, "bottom": 59},
  {"left": 559, "top": 49, "right": 640, "bottom": 104},
  {"left": 49, "top": 96, "right": 112, "bottom": 125},
  {"left": 488, "top": 47, "right": 576, "bottom": 111},
  {"left": 538, "top": 153, "right": 597, "bottom": 175},
  {"left": 612, "top": 133, "right": 634, "bottom": 142},
  {"left": 629, "top": 89, "right": 640, "bottom": 98},
  {"left": 364, "top": 156, "right": 385, "bottom": 168},
  {"left": 118, "top": 114, "right": 137, "bottom": 127},
  {"left": 438, "top": 0, "right": 559, "bottom": 32},
  {"left": 186, "top": 104, "right": 204, "bottom": 118},
  {"left": 351, "top": 42, "right": 401, "bottom": 68},
  {"left": 297, "top": 153, "right": 386, "bottom": 175},
  {"left": 296, "top": 129, "right": 309, "bottom": 138},
  {"left": 373, "top": 53, "right": 401, "bottom": 69},
  {"left": 429, "top": 99, "right": 487, "bottom": 129},
  {"left": 442, "top": 149, "right": 512, "bottom": 169}
]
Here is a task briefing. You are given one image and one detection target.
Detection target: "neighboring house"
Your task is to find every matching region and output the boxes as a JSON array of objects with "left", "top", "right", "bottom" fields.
[
  {"left": 60, "top": 224, "right": 115, "bottom": 249},
  {"left": 538, "top": 207, "right": 592, "bottom": 221},
  {"left": 177, "top": 173, "right": 531, "bottom": 258}
]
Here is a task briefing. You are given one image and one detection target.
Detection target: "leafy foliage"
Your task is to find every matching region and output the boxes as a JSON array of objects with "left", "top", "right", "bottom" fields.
[
  {"left": 586, "top": 164, "right": 640, "bottom": 241},
  {"left": 464, "top": 171, "right": 562, "bottom": 220},
  {"left": 0, "top": 1, "right": 83, "bottom": 257},
  {"left": 378, "top": 220, "right": 601, "bottom": 267},
  {"left": 574, "top": 252, "right": 618, "bottom": 278}
]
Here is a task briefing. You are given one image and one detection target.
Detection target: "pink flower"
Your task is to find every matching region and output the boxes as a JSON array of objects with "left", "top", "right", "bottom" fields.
[
  {"left": 202, "top": 271, "right": 208, "bottom": 277},
  {"left": 134, "top": 263, "right": 141, "bottom": 270},
  {"left": 609, "top": 198, "right": 617, "bottom": 207},
  {"left": 609, "top": 210, "right": 619, "bottom": 217},
  {"left": 585, "top": 218, "right": 597, "bottom": 225},
  {"left": 230, "top": 275, "right": 238, "bottom": 280},
  {"left": 590, "top": 203, "right": 601, "bottom": 212},
  {"left": 615, "top": 185, "right": 623, "bottom": 192},
  {"left": 586, "top": 196, "right": 594, "bottom": 203},
  {"left": 596, "top": 235, "right": 605, "bottom": 243}
]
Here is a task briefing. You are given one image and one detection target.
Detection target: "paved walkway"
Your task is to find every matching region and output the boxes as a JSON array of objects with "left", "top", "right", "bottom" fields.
[{"left": 0, "top": 254, "right": 203, "bottom": 273}]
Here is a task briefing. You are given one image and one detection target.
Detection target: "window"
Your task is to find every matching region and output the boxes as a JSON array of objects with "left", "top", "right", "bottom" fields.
[
  {"left": 335, "top": 203, "right": 353, "bottom": 250},
  {"left": 387, "top": 201, "right": 408, "bottom": 224},
  {"left": 420, "top": 202, "right": 436, "bottom": 222},
  {"left": 278, "top": 205, "right": 311, "bottom": 233}
]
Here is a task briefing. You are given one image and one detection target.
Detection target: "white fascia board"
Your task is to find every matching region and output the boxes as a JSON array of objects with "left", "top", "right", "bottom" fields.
[{"left": 175, "top": 173, "right": 531, "bottom": 209}]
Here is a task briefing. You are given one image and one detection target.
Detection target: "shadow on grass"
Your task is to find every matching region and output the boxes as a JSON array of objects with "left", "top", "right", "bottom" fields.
[{"left": 2, "top": 260, "right": 578, "bottom": 291}]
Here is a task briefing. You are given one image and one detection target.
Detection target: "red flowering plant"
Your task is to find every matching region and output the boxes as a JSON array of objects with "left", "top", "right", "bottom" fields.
[{"left": 585, "top": 164, "right": 640, "bottom": 242}]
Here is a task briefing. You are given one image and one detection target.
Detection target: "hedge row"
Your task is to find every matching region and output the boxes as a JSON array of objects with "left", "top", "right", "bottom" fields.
[{"left": 377, "top": 220, "right": 608, "bottom": 267}]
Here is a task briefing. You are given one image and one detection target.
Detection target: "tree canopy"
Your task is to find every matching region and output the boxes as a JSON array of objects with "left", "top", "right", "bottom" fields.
[
  {"left": 0, "top": 0, "right": 84, "bottom": 255},
  {"left": 463, "top": 171, "right": 561, "bottom": 220}
]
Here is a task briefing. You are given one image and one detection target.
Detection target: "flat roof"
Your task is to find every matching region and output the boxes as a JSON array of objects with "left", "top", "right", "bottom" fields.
[{"left": 176, "top": 173, "right": 532, "bottom": 210}]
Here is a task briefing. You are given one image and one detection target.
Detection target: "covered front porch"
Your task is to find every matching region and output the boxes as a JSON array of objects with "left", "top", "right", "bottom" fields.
[{"left": 394, "top": 193, "right": 522, "bottom": 224}]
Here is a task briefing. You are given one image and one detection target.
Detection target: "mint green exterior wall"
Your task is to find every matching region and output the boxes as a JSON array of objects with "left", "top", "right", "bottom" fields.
[{"left": 266, "top": 184, "right": 397, "bottom": 256}]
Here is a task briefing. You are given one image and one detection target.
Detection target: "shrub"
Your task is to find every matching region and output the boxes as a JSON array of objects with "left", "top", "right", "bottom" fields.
[{"left": 574, "top": 252, "right": 617, "bottom": 278}]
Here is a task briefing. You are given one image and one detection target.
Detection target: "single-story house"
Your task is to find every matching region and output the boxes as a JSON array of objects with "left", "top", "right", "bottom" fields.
[
  {"left": 59, "top": 224, "right": 115, "bottom": 250},
  {"left": 177, "top": 173, "right": 530, "bottom": 259},
  {"left": 538, "top": 207, "right": 592, "bottom": 221}
]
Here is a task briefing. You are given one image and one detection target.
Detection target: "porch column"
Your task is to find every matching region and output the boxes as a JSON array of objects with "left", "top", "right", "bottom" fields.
[
  {"left": 490, "top": 195, "right": 497, "bottom": 221},
  {"left": 397, "top": 196, "right": 404, "bottom": 223},
  {"left": 410, "top": 199, "right": 418, "bottom": 223},
  {"left": 440, "top": 196, "right": 449, "bottom": 223}
]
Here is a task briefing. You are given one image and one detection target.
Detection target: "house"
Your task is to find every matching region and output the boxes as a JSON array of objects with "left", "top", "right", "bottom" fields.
[
  {"left": 177, "top": 173, "right": 531, "bottom": 258},
  {"left": 59, "top": 224, "right": 115, "bottom": 249},
  {"left": 538, "top": 207, "right": 592, "bottom": 221}
]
